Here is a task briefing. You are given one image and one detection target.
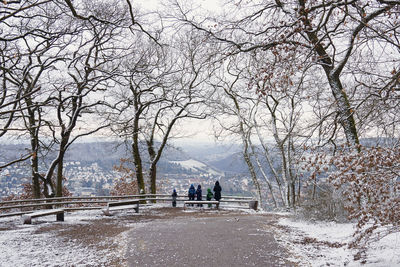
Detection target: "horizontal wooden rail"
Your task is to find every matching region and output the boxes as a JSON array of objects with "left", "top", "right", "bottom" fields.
[
  {"left": 144, "top": 198, "right": 252, "bottom": 203},
  {"left": 219, "top": 199, "right": 253, "bottom": 203},
  {"left": 221, "top": 205, "right": 250, "bottom": 209},
  {"left": 221, "top": 196, "right": 253, "bottom": 200},
  {"left": 0, "top": 195, "right": 256, "bottom": 217},
  {"left": 0, "top": 200, "right": 109, "bottom": 210},
  {"left": 0, "top": 194, "right": 253, "bottom": 205},
  {"left": 0, "top": 211, "right": 34, "bottom": 218},
  {"left": 64, "top": 207, "right": 103, "bottom": 211},
  {"left": 0, "top": 194, "right": 159, "bottom": 205}
]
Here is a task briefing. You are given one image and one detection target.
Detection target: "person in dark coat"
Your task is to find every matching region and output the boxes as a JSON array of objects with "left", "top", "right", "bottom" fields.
[
  {"left": 206, "top": 188, "right": 213, "bottom": 208},
  {"left": 172, "top": 189, "right": 177, "bottom": 207},
  {"left": 188, "top": 184, "right": 196, "bottom": 206},
  {"left": 196, "top": 185, "right": 203, "bottom": 207},
  {"left": 213, "top": 181, "right": 222, "bottom": 207}
]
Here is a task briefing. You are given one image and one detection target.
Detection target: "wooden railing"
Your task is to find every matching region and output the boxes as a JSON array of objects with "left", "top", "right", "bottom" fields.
[{"left": 0, "top": 194, "right": 256, "bottom": 217}]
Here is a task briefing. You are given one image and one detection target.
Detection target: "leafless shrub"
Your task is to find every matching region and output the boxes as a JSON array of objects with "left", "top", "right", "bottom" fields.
[{"left": 297, "top": 184, "right": 349, "bottom": 223}]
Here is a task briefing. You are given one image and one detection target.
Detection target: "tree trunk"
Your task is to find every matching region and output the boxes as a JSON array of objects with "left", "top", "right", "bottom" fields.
[
  {"left": 249, "top": 136, "right": 277, "bottom": 208},
  {"left": 242, "top": 138, "right": 263, "bottom": 209},
  {"left": 32, "top": 173, "right": 41, "bottom": 199},
  {"left": 291, "top": 181, "right": 296, "bottom": 208},
  {"left": 149, "top": 164, "right": 157, "bottom": 196},
  {"left": 132, "top": 139, "right": 145, "bottom": 194},
  {"left": 223, "top": 86, "right": 263, "bottom": 208},
  {"left": 30, "top": 132, "right": 41, "bottom": 199},
  {"left": 256, "top": 130, "right": 285, "bottom": 206},
  {"left": 55, "top": 132, "right": 70, "bottom": 197},
  {"left": 287, "top": 135, "right": 297, "bottom": 208},
  {"left": 25, "top": 94, "right": 41, "bottom": 199},
  {"left": 147, "top": 141, "right": 157, "bottom": 196},
  {"left": 131, "top": 84, "right": 146, "bottom": 195},
  {"left": 298, "top": 0, "right": 360, "bottom": 146},
  {"left": 56, "top": 152, "right": 64, "bottom": 197},
  {"left": 327, "top": 77, "right": 359, "bottom": 146},
  {"left": 278, "top": 143, "right": 290, "bottom": 208},
  {"left": 39, "top": 173, "right": 55, "bottom": 198},
  {"left": 297, "top": 177, "right": 301, "bottom": 204}
]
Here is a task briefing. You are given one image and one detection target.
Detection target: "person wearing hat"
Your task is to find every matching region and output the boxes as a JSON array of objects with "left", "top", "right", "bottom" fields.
[
  {"left": 171, "top": 189, "right": 178, "bottom": 207},
  {"left": 188, "top": 184, "right": 196, "bottom": 206},
  {"left": 196, "top": 184, "right": 203, "bottom": 207},
  {"left": 213, "top": 181, "right": 222, "bottom": 208}
]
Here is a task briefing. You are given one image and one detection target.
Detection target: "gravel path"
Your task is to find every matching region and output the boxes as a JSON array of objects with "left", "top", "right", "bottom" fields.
[
  {"left": 126, "top": 210, "right": 296, "bottom": 266},
  {"left": 0, "top": 207, "right": 297, "bottom": 266}
]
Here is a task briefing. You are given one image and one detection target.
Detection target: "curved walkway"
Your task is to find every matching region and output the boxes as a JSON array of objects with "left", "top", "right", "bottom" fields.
[{"left": 126, "top": 210, "right": 296, "bottom": 266}]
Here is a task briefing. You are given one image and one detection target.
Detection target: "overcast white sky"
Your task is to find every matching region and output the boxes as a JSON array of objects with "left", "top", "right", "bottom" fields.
[
  {"left": 136, "top": 0, "right": 223, "bottom": 12},
  {"left": 132, "top": 0, "right": 225, "bottom": 144}
]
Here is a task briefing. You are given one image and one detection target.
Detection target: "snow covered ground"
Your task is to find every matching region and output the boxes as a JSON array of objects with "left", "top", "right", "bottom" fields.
[
  {"left": 0, "top": 210, "right": 129, "bottom": 266},
  {"left": 276, "top": 215, "right": 400, "bottom": 266},
  {"left": 0, "top": 207, "right": 399, "bottom": 266}
]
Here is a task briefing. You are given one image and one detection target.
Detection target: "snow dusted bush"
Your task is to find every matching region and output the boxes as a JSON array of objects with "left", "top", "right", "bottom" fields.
[
  {"left": 329, "top": 145, "right": 400, "bottom": 248},
  {"left": 297, "top": 184, "right": 348, "bottom": 223},
  {"left": 298, "top": 151, "right": 349, "bottom": 222}
]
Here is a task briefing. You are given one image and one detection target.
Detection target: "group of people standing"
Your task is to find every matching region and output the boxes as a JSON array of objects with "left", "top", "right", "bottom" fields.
[{"left": 171, "top": 181, "right": 222, "bottom": 207}]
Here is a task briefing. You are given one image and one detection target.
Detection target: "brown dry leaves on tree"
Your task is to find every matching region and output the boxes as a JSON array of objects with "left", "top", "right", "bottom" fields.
[
  {"left": 303, "top": 145, "right": 400, "bottom": 248},
  {"left": 110, "top": 158, "right": 138, "bottom": 196},
  {"left": 329, "top": 146, "right": 400, "bottom": 247},
  {"left": 1, "top": 176, "right": 71, "bottom": 202}
]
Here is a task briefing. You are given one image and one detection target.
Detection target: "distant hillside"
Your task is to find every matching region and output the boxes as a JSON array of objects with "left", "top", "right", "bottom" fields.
[
  {"left": 0, "top": 141, "right": 246, "bottom": 175},
  {"left": 66, "top": 142, "right": 128, "bottom": 169},
  {"left": 209, "top": 152, "right": 248, "bottom": 174},
  {"left": 0, "top": 140, "right": 251, "bottom": 197},
  {"left": 169, "top": 159, "right": 224, "bottom": 176},
  {"left": 180, "top": 143, "right": 241, "bottom": 162}
]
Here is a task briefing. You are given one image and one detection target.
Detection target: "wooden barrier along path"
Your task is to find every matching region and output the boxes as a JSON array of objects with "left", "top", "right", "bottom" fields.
[
  {"left": 102, "top": 200, "right": 140, "bottom": 216},
  {"left": 0, "top": 194, "right": 258, "bottom": 221}
]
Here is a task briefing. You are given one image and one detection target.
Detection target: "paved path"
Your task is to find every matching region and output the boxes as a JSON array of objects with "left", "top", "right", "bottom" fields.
[{"left": 126, "top": 213, "right": 296, "bottom": 266}]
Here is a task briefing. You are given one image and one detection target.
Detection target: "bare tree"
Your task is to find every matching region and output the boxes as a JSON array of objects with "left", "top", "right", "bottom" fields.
[
  {"left": 1, "top": 0, "right": 127, "bottom": 197},
  {"left": 43, "top": 10, "right": 125, "bottom": 197},
  {"left": 108, "top": 29, "right": 215, "bottom": 195},
  {"left": 171, "top": 0, "right": 400, "bottom": 147},
  {"left": 0, "top": 0, "right": 54, "bottom": 139},
  {"left": 1, "top": 0, "right": 74, "bottom": 196},
  {"left": 207, "top": 55, "right": 264, "bottom": 207},
  {"left": 208, "top": 42, "right": 331, "bottom": 209}
]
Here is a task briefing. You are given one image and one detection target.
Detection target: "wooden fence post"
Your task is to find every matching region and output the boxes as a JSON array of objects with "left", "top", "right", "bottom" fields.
[{"left": 249, "top": 200, "right": 258, "bottom": 210}]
